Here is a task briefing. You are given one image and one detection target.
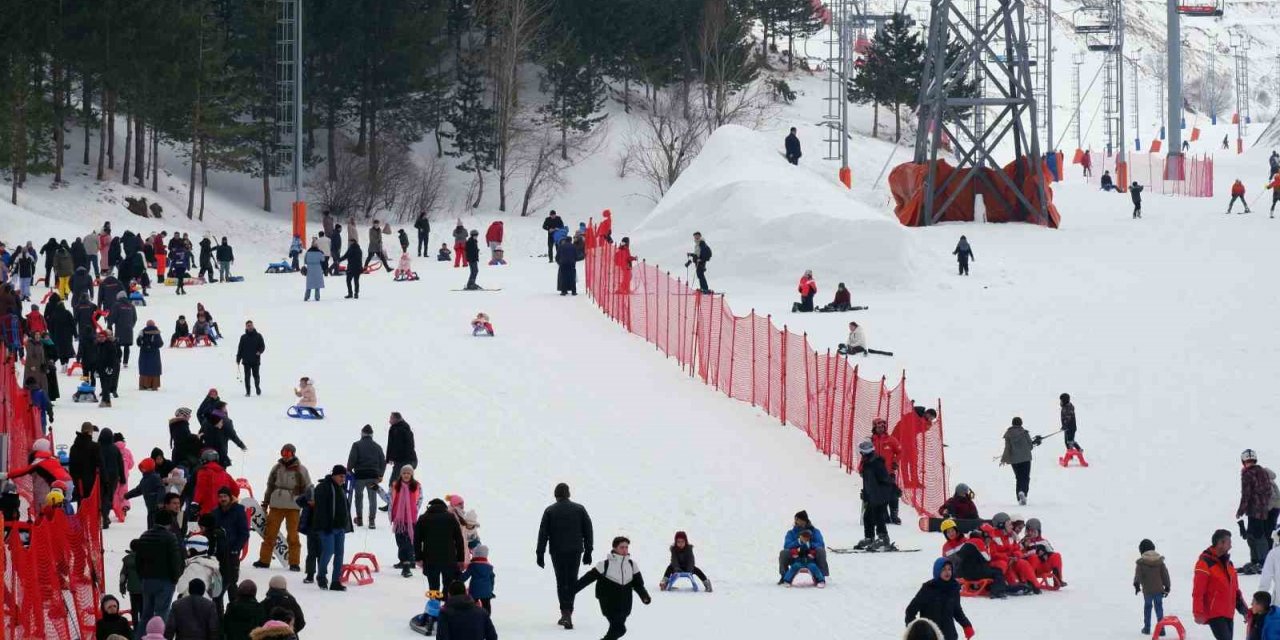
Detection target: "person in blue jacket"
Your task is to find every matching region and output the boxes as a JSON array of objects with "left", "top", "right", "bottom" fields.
[
  {"left": 288, "top": 235, "right": 303, "bottom": 271},
  {"left": 777, "top": 510, "right": 829, "bottom": 580},
  {"left": 461, "top": 544, "right": 496, "bottom": 613},
  {"left": 1258, "top": 591, "right": 1280, "bottom": 640},
  {"left": 169, "top": 248, "right": 191, "bottom": 295}
]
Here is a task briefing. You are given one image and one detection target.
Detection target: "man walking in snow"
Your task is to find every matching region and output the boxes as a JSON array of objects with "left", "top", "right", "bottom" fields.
[
  {"left": 1192, "top": 529, "right": 1248, "bottom": 640},
  {"left": 415, "top": 212, "right": 431, "bottom": 257},
  {"left": 1237, "top": 449, "right": 1273, "bottom": 575},
  {"left": 1130, "top": 182, "right": 1144, "bottom": 219},
  {"left": 1060, "top": 393, "right": 1082, "bottom": 453},
  {"left": 537, "top": 482, "right": 594, "bottom": 630},
  {"left": 785, "top": 127, "right": 802, "bottom": 165},
  {"left": 464, "top": 230, "right": 481, "bottom": 290},
  {"left": 542, "top": 210, "right": 566, "bottom": 263},
  {"left": 235, "top": 320, "right": 265, "bottom": 397},
  {"left": 1000, "top": 417, "right": 1035, "bottom": 506},
  {"left": 384, "top": 412, "right": 417, "bottom": 484},
  {"left": 686, "top": 232, "right": 711, "bottom": 294},
  {"left": 346, "top": 425, "right": 385, "bottom": 529}
]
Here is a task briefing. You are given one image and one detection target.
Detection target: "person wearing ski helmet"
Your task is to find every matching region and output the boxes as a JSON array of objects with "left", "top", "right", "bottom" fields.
[
  {"left": 855, "top": 439, "right": 897, "bottom": 552},
  {"left": 986, "top": 512, "right": 1040, "bottom": 594},
  {"left": 1060, "top": 393, "right": 1082, "bottom": 452},
  {"left": 940, "top": 518, "right": 1009, "bottom": 599},
  {"left": 192, "top": 448, "right": 238, "bottom": 516},
  {"left": 1000, "top": 417, "right": 1035, "bottom": 506},
  {"left": 939, "top": 484, "right": 979, "bottom": 521},
  {"left": 1238, "top": 449, "right": 1273, "bottom": 575},
  {"left": 1020, "top": 518, "right": 1066, "bottom": 587},
  {"left": 869, "top": 417, "right": 904, "bottom": 524}
]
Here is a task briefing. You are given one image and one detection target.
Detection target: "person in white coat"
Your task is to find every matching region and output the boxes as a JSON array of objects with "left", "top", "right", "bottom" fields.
[
  {"left": 1259, "top": 531, "right": 1280, "bottom": 602},
  {"left": 839, "top": 321, "right": 867, "bottom": 356}
]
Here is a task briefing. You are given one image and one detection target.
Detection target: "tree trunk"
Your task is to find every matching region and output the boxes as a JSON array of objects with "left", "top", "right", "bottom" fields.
[
  {"left": 52, "top": 60, "right": 64, "bottom": 183},
  {"left": 561, "top": 123, "right": 568, "bottom": 161},
  {"left": 187, "top": 139, "right": 198, "bottom": 219},
  {"left": 471, "top": 165, "right": 484, "bottom": 208},
  {"left": 150, "top": 132, "right": 158, "bottom": 191},
  {"left": 82, "top": 78, "right": 91, "bottom": 165},
  {"left": 11, "top": 55, "right": 27, "bottom": 203},
  {"left": 106, "top": 89, "right": 116, "bottom": 169},
  {"left": 434, "top": 128, "right": 444, "bottom": 158},
  {"left": 326, "top": 104, "right": 337, "bottom": 182},
  {"left": 122, "top": 114, "right": 131, "bottom": 184},
  {"left": 96, "top": 86, "right": 106, "bottom": 180},
  {"left": 787, "top": 34, "right": 794, "bottom": 71},
  {"left": 872, "top": 102, "right": 879, "bottom": 139},
  {"left": 893, "top": 102, "right": 901, "bottom": 142},
  {"left": 261, "top": 146, "right": 272, "bottom": 212},
  {"left": 199, "top": 156, "right": 208, "bottom": 220},
  {"left": 369, "top": 103, "right": 379, "bottom": 210},
  {"left": 134, "top": 116, "right": 146, "bottom": 185}
]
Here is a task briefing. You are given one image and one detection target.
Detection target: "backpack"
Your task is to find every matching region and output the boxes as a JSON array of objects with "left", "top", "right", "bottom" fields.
[{"left": 701, "top": 243, "right": 712, "bottom": 262}]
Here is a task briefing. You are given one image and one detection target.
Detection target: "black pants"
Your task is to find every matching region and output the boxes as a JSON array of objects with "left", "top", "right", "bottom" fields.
[
  {"left": 424, "top": 562, "right": 460, "bottom": 594},
  {"left": 364, "top": 250, "right": 389, "bottom": 271},
  {"left": 1228, "top": 194, "right": 1248, "bottom": 212},
  {"left": 863, "top": 502, "right": 889, "bottom": 540},
  {"left": 467, "top": 262, "right": 479, "bottom": 289},
  {"left": 547, "top": 235, "right": 556, "bottom": 262},
  {"left": 1064, "top": 427, "right": 1082, "bottom": 451},
  {"left": 1272, "top": 190, "right": 1280, "bottom": 213},
  {"left": 119, "top": 344, "right": 131, "bottom": 366},
  {"left": 958, "top": 259, "right": 969, "bottom": 275},
  {"left": 696, "top": 265, "right": 709, "bottom": 293},
  {"left": 44, "top": 262, "right": 53, "bottom": 286},
  {"left": 1012, "top": 461, "right": 1031, "bottom": 498},
  {"left": 199, "top": 262, "right": 215, "bottom": 282},
  {"left": 346, "top": 271, "right": 361, "bottom": 297},
  {"left": 1208, "top": 617, "right": 1234, "bottom": 640},
  {"left": 242, "top": 363, "right": 261, "bottom": 394},
  {"left": 663, "top": 566, "right": 708, "bottom": 581},
  {"left": 1247, "top": 516, "right": 1271, "bottom": 564},
  {"left": 551, "top": 552, "right": 581, "bottom": 613},
  {"left": 1133, "top": 203, "right": 1141, "bottom": 219},
  {"left": 602, "top": 611, "right": 630, "bottom": 640},
  {"left": 101, "top": 370, "right": 119, "bottom": 398},
  {"left": 786, "top": 154, "right": 798, "bottom": 166},
  {"left": 417, "top": 231, "right": 429, "bottom": 257},
  {"left": 128, "top": 592, "right": 142, "bottom": 629},
  {"left": 305, "top": 533, "right": 320, "bottom": 577},
  {"left": 793, "top": 295, "right": 813, "bottom": 312},
  {"left": 99, "top": 478, "right": 117, "bottom": 521}
]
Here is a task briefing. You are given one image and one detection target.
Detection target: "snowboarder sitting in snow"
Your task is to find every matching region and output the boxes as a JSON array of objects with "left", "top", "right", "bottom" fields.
[
  {"left": 170, "top": 315, "right": 190, "bottom": 347},
  {"left": 818, "top": 283, "right": 852, "bottom": 312},
  {"left": 660, "top": 531, "right": 712, "bottom": 592},
  {"left": 293, "top": 377, "right": 321, "bottom": 418},
  {"left": 778, "top": 510, "right": 830, "bottom": 580},
  {"left": 460, "top": 543, "right": 496, "bottom": 613},
  {"left": 1100, "top": 170, "right": 1116, "bottom": 192},
  {"left": 781, "top": 530, "right": 826, "bottom": 587},
  {"left": 472, "top": 313, "right": 494, "bottom": 337},
  {"left": 72, "top": 375, "right": 99, "bottom": 403},
  {"left": 437, "top": 243, "right": 451, "bottom": 262},
  {"left": 792, "top": 270, "right": 817, "bottom": 313},
  {"left": 838, "top": 320, "right": 867, "bottom": 356}
]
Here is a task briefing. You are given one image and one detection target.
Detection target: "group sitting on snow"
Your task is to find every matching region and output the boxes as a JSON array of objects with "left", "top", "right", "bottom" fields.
[{"left": 937, "top": 513, "right": 1065, "bottom": 599}]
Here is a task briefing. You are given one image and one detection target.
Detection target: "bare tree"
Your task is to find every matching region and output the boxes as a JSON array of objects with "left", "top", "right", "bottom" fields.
[
  {"left": 393, "top": 155, "right": 448, "bottom": 223},
  {"left": 699, "top": 0, "right": 763, "bottom": 128},
  {"left": 515, "top": 119, "right": 608, "bottom": 216},
  {"left": 625, "top": 86, "right": 713, "bottom": 199},
  {"left": 1187, "top": 72, "right": 1234, "bottom": 117}
]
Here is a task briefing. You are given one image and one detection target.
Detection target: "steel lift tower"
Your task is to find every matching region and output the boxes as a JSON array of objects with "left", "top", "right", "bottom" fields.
[{"left": 275, "top": 0, "right": 305, "bottom": 223}]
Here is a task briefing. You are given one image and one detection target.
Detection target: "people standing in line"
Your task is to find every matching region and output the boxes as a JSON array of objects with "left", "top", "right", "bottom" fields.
[
  {"left": 999, "top": 417, "right": 1035, "bottom": 506},
  {"left": 415, "top": 497, "right": 466, "bottom": 593},
  {"left": 1060, "top": 393, "right": 1083, "bottom": 453},
  {"left": 347, "top": 425, "right": 385, "bottom": 529},
  {"left": 221, "top": 580, "right": 265, "bottom": 640},
  {"left": 40, "top": 237, "right": 59, "bottom": 287},
  {"left": 686, "top": 232, "right": 711, "bottom": 294},
  {"left": 384, "top": 411, "right": 418, "bottom": 483},
  {"left": 389, "top": 465, "right": 422, "bottom": 578},
  {"left": 1238, "top": 449, "right": 1274, "bottom": 575},
  {"left": 556, "top": 236, "right": 579, "bottom": 296},
  {"left": 364, "top": 220, "right": 391, "bottom": 272},
  {"left": 785, "top": 127, "right": 802, "bottom": 165},
  {"left": 302, "top": 241, "right": 326, "bottom": 302},
  {"left": 252, "top": 444, "right": 310, "bottom": 572},
  {"left": 136, "top": 320, "right": 164, "bottom": 391},
  {"left": 573, "top": 536, "right": 651, "bottom": 640},
  {"left": 99, "top": 427, "right": 125, "bottom": 529},
  {"left": 216, "top": 238, "right": 235, "bottom": 282},
  {"left": 415, "top": 212, "right": 432, "bottom": 257},
  {"left": 235, "top": 320, "right": 265, "bottom": 397},
  {"left": 311, "top": 465, "right": 353, "bottom": 591},
  {"left": 1134, "top": 538, "right": 1171, "bottom": 636},
  {"left": 953, "top": 236, "right": 974, "bottom": 276},
  {"left": 537, "top": 482, "right": 594, "bottom": 630},
  {"left": 1130, "top": 182, "right": 1144, "bottom": 219},
  {"left": 453, "top": 221, "right": 469, "bottom": 269},
  {"left": 855, "top": 439, "right": 897, "bottom": 552},
  {"left": 904, "top": 558, "right": 974, "bottom": 640},
  {"left": 130, "top": 510, "right": 185, "bottom": 638},
  {"left": 1193, "top": 529, "right": 1248, "bottom": 640},
  {"left": 464, "top": 230, "right": 481, "bottom": 290},
  {"left": 338, "top": 238, "right": 363, "bottom": 300},
  {"left": 542, "top": 210, "right": 565, "bottom": 263}
]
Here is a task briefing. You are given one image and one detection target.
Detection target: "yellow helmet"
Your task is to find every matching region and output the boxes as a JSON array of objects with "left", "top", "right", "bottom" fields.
[
  {"left": 45, "top": 488, "right": 65, "bottom": 508},
  {"left": 939, "top": 518, "right": 957, "bottom": 534}
]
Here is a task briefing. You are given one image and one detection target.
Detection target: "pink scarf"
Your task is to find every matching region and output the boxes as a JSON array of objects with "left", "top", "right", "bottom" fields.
[{"left": 390, "top": 480, "right": 421, "bottom": 540}]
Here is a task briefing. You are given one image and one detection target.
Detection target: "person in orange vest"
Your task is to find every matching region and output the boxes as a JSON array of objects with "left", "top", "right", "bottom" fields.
[
  {"left": 1267, "top": 173, "right": 1280, "bottom": 218},
  {"left": 1228, "top": 179, "right": 1251, "bottom": 214},
  {"left": 614, "top": 237, "right": 636, "bottom": 294}
]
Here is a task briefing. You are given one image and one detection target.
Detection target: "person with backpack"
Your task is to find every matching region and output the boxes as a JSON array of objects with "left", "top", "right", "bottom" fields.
[
  {"left": 574, "top": 536, "right": 652, "bottom": 640},
  {"left": 686, "top": 232, "right": 712, "bottom": 294}
]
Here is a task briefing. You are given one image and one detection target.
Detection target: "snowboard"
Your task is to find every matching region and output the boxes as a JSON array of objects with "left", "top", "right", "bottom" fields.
[
  {"left": 918, "top": 516, "right": 990, "bottom": 534},
  {"left": 241, "top": 495, "right": 289, "bottom": 567},
  {"left": 830, "top": 546, "right": 920, "bottom": 554},
  {"left": 451, "top": 288, "right": 503, "bottom": 292}
]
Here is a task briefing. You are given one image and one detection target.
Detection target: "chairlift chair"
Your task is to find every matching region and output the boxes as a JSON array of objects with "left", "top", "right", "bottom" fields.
[{"left": 1176, "top": 0, "right": 1223, "bottom": 16}]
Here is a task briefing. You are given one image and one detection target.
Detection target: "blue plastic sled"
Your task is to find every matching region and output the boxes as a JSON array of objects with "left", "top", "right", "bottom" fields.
[
  {"left": 129, "top": 291, "right": 147, "bottom": 306},
  {"left": 286, "top": 406, "right": 325, "bottom": 419},
  {"left": 265, "top": 262, "right": 295, "bottom": 274},
  {"left": 666, "top": 572, "right": 701, "bottom": 592},
  {"left": 227, "top": 276, "right": 245, "bottom": 283}
]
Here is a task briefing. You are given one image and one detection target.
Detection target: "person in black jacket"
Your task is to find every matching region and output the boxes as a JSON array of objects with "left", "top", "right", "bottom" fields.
[
  {"left": 260, "top": 575, "right": 306, "bottom": 634},
  {"left": 542, "top": 210, "right": 565, "bottom": 263},
  {"left": 131, "top": 510, "right": 185, "bottom": 629},
  {"left": 416, "top": 498, "right": 465, "bottom": 592},
  {"left": 40, "top": 237, "right": 59, "bottom": 286},
  {"left": 384, "top": 412, "right": 417, "bottom": 484},
  {"left": 686, "top": 232, "right": 712, "bottom": 294},
  {"left": 196, "top": 389, "right": 221, "bottom": 430},
  {"left": 311, "top": 466, "right": 353, "bottom": 591},
  {"left": 337, "top": 237, "right": 363, "bottom": 299},
  {"left": 574, "top": 536, "right": 651, "bottom": 640},
  {"left": 211, "top": 489, "right": 249, "bottom": 605},
  {"left": 196, "top": 236, "right": 215, "bottom": 283},
  {"left": 45, "top": 293, "right": 75, "bottom": 366},
  {"left": 70, "top": 265, "right": 94, "bottom": 300},
  {"left": 346, "top": 425, "right": 385, "bottom": 528},
  {"left": 659, "top": 531, "right": 712, "bottom": 592},
  {"left": 415, "top": 212, "right": 432, "bottom": 257},
  {"left": 464, "top": 230, "right": 481, "bottom": 290},
  {"left": 555, "top": 237, "right": 578, "bottom": 295},
  {"left": 69, "top": 421, "right": 101, "bottom": 504},
  {"left": 1130, "top": 182, "right": 1144, "bottom": 219},
  {"left": 437, "top": 580, "right": 498, "bottom": 640},
  {"left": 125, "top": 457, "right": 165, "bottom": 529},
  {"left": 537, "top": 482, "right": 594, "bottom": 629},
  {"left": 96, "top": 594, "right": 133, "bottom": 639},
  {"left": 856, "top": 439, "right": 896, "bottom": 552},
  {"left": 905, "top": 558, "right": 974, "bottom": 640},
  {"left": 235, "top": 320, "right": 265, "bottom": 396},
  {"left": 785, "top": 127, "right": 802, "bottom": 165},
  {"left": 98, "top": 428, "right": 125, "bottom": 528},
  {"left": 221, "top": 580, "right": 265, "bottom": 640},
  {"left": 71, "top": 238, "right": 89, "bottom": 271},
  {"left": 95, "top": 331, "right": 123, "bottom": 406},
  {"left": 108, "top": 236, "right": 123, "bottom": 276},
  {"left": 216, "top": 237, "right": 235, "bottom": 281}
]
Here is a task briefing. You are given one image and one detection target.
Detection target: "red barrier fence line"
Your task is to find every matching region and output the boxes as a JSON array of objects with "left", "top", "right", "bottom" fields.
[{"left": 581, "top": 223, "right": 948, "bottom": 517}]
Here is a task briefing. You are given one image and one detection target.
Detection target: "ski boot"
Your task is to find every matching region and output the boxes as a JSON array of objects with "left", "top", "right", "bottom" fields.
[
  {"left": 1017, "top": 491, "right": 1027, "bottom": 506},
  {"left": 702, "top": 579, "right": 713, "bottom": 593},
  {"left": 252, "top": 561, "right": 270, "bottom": 569},
  {"left": 870, "top": 536, "right": 896, "bottom": 552},
  {"left": 852, "top": 538, "right": 875, "bottom": 551}
]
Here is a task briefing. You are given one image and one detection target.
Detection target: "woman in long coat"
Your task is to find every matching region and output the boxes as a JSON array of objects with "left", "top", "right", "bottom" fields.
[
  {"left": 136, "top": 320, "right": 164, "bottom": 390},
  {"left": 23, "top": 334, "right": 48, "bottom": 392},
  {"left": 44, "top": 293, "right": 76, "bottom": 366},
  {"left": 303, "top": 242, "right": 326, "bottom": 301},
  {"left": 556, "top": 237, "right": 579, "bottom": 295}
]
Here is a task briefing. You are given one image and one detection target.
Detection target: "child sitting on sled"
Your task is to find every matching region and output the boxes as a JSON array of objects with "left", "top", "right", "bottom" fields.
[
  {"left": 72, "top": 376, "right": 99, "bottom": 403},
  {"left": 292, "top": 377, "right": 322, "bottom": 418},
  {"left": 660, "top": 531, "right": 712, "bottom": 592},
  {"left": 192, "top": 317, "right": 217, "bottom": 345},
  {"left": 782, "top": 530, "right": 826, "bottom": 587},
  {"left": 437, "top": 243, "right": 452, "bottom": 262},
  {"left": 471, "top": 312, "right": 494, "bottom": 337},
  {"left": 394, "top": 253, "right": 417, "bottom": 280}
]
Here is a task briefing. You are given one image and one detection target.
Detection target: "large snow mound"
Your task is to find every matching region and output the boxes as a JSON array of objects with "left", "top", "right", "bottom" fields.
[{"left": 631, "top": 124, "right": 918, "bottom": 289}]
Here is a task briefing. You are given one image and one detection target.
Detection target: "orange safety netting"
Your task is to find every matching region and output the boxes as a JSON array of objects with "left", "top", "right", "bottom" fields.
[
  {"left": 0, "top": 345, "right": 104, "bottom": 640},
  {"left": 583, "top": 225, "right": 949, "bottom": 516},
  {"left": 888, "top": 159, "right": 1062, "bottom": 228},
  {"left": 1078, "top": 151, "right": 1214, "bottom": 198}
]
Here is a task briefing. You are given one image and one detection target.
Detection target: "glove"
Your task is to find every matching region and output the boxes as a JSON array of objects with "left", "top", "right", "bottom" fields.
[
  {"left": 1031, "top": 435, "right": 1043, "bottom": 446},
  {"left": 860, "top": 490, "right": 866, "bottom": 501},
  {"left": 790, "top": 549, "right": 800, "bottom": 558},
  {"left": 1162, "top": 589, "right": 1170, "bottom": 597},
  {"left": 641, "top": 596, "right": 651, "bottom": 605},
  {"left": 963, "top": 625, "right": 975, "bottom": 639},
  {"left": 536, "top": 554, "right": 545, "bottom": 568},
  {"left": 1238, "top": 519, "right": 1248, "bottom": 538},
  {"left": 582, "top": 551, "right": 591, "bottom": 566},
  {"left": 1134, "top": 584, "right": 1140, "bottom": 595}
]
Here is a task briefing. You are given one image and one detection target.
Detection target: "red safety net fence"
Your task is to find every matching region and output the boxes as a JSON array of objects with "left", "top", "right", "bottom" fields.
[
  {"left": 1078, "top": 151, "right": 1214, "bottom": 197},
  {"left": 582, "top": 223, "right": 948, "bottom": 516},
  {"left": 0, "top": 345, "right": 104, "bottom": 640}
]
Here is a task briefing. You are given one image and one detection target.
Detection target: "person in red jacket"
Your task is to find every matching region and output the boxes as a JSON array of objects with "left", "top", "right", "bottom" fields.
[
  {"left": 939, "top": 521, "right": 1010, "bottom": 598},
  {"left": 26, "top": 304, "right": 46, "bottom": 335},
  {"left": 1228, "top": 180, "right": 1251, "bottom": 214},
  {"left": 2, "top": 438, "right": 73, "bottom": 515},
  {"left": 1193, "top": 529, "right": 1248, "bottom": 639},
  {"left": 986, "top": 514, "right": 1039, "bottom": 593},
  {"left": 485, "top": 221, "right": 503, "bottom": 249},
  {"left": 596, "top": 209, "right": 614, "bottom": 244},
  {"left": 1019, "top": 517, "right": 1066, "bottom": 586},
  {"left": 869, "top": 418, "right": 902, "bottom": 524},
  {"left": 1267, "top": 173, "right": 1280, "bottom": 218},
  {"left": 614, "top": 238, "right": 637, "bottom": 294},
  {"left": 192, "top": 449, "right": 239, "bottom": 515},
  {"left": 939, "top": 483, "right": 980, "bottom": 520},
  {"left": 792, "top": 270, "right": 818, "bottom": 313}
]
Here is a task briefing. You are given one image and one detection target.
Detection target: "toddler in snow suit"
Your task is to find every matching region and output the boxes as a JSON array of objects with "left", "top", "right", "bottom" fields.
[
  {"left": 293, "top": 377, "right": 321, "bottom": 418},
  {"left": 461, "top": 543, "right": 496, "bottom": 612},
  {"left": 72, "top": 376, "right": 98, "bottom": 403},
  {"left": 782, "top": 530, "right": 826, "bottom": 586},
  {"left": 437, "top": 244, "right": 451, "bottom": 262},
  {"left": 1134, "top": 538, "right": 1171, "bottom": 636},
  {"left": 394, "top": 253, "right": 416, "bottom": 280},
  {"left": 472, "top": 312, "right": 494, "bottom": 337},
  {"left": 659, "top": 531, "right": 712, "bottom": 592}
]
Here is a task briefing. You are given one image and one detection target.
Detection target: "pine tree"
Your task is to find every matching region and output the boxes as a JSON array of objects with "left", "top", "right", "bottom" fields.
[
  {"left": 537, "top": 46, "right": 607, "bottom": 160},
  {"left": 847, "top": 13, "right": 923, "bottom": 141},
  {"left": 776, "top": 0, "right": 824, "bottom": 71},
  {"left": 447, "top": 62, "right": 496, "bottom": 208}
]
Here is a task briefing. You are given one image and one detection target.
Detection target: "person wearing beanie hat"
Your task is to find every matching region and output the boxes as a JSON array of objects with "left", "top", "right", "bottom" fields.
[
  {"left": 222, "top": 579, "right": 266, "bottom": 640},
  {"left": 1000, "top": 416, "right": 1035, "bottom": 506},
  {"left": 460, "top": 543, "right": 497, "bottom": 612},
  {"left": 416, "top": 498, "right": 466, "bottom": 594},
  {"left": 140, "top": 616, "right": 168, "bottom": 640},
  {"left": 0, "top": 436, "right": 72, "bottom": 511},
  {"left": 856, "top": 438, "right": 897, "bottom": 552},
  {"left": 389, "top": 465, "right": 422, "bottom": 578},
  {"left": 779, "top": 511, "right": 829, "bottom": 583},
  {"left": 447, "top": 494, "right": 482, "bottom": 555},
  {"left": 125, "top": 453, "right": 166, "bottom": 529},
  {"left": 1134, "top": 539, "right": 1170, "bottom": 634},
  {"left": 211, "top": 485, "right": 249, "bottom": 611},
  {"left": 660, "top": 531, "right": 712, "bottom": 592},
  {"left": 96, "top": 594, "right": 134, "bottom": 639},
  {"left": 310, "top": 465, "right": 352, "bottom": 591},
  {"left": 905, "top": 557, "right": 974, "bottom": 640},
  {"left": 537, "top": 482, "right": 595, "bottom": 629},
  {"left": 260, "top": 575, "right": 306, "bottom": 633},
  {"left": 464, "top": 228, "right": 482, "bottom": 289},
  {"left": 166, "top": 578, "right": 218, "bottom": 638},
  {"left": 253, "top": 444, "right": 311, "bottom": 572},
  {"left": 346, "top": 426, "right": 385, "bottom": 529}
]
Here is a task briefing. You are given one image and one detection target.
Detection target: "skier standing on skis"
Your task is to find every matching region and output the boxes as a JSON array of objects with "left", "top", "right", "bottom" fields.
[
  {"left": 1229, "top": 180, "right": 1252, "bottom": 214},
  {"left": 1060, "top": 393, "right": 1082, "bottom": 453},
  {"left": 1131, "top": 182, "right": 1145, "bottom": 219},
  {"left": 686, "top": 232, "right": 712, "bottom": 294},
  {"left": 1238, "top": 449, "right": 1273, "bottom": 575},
  {"left": 856, "top": 440, "right": 897, "bottom": 552},
  {"left": 870, "top": 418, "right": 903, "bottom": 525},
  {"left": 999, "top": 417, "right": 1035, "bottom": 506},
  {"left": 537, "top": 483, "right": 594, "bottom": 630},
  {"left": 464, "top": 230, "right": 481, "bottom": 290}
]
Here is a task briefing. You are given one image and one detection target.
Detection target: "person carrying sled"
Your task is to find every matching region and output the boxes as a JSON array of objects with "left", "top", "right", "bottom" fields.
[
  {"left": 1000, "top": 417, "right": 1035, "bottom": 506},
  {"left": 659, "top": 531, "right": 712, "bottom": 592},
  {"left": 819, "top": 283, "right": 852, "bottom": 312},
  {"left": 1230, "top": 180, "right": 1253, "bottom": 214},
  {"left": 793, "top": 270, "right": 817, "bottom": 312},
  {"left": 905, "top": 558, "right": 975, "bottom": 640},
  {"left": 1131, "top": 182, "right": 1145, "bottom": 219},
  {"left": 953, "top": 236, "right": 974, "bottom": 276}
]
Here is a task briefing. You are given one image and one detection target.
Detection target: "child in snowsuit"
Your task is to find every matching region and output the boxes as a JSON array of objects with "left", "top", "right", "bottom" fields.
[
  {"left": 192, "top": 317, "right": 216, "bottom": 345},
  {"left": 660, "top": 531, "right": 712, "bottom": 592},
  {"left": 72, "top": 376, "right": 98, "bottom": 403},
  {"left": 293, "top": 377, "right": 321, "bottom": 418},
  {"left": 437, "top": 244, "right": 451, "bottom": 262},
  {"left": 461, "top": 543, "right": 496, "bottom": 613},
  {"left": 170, "top": 316, "right": 190, "bottom": 347},
  {"left": 1134, "top": 539, "right": 1171, "bottom": 636},
  {"left": 782, "top": 530, "right": 826, "bottom": 586},
  {"left": 394, "top": 253, "right": 416, "bottom": 280},
  {"left": 472, "top": 313, "right": 494, "bottom": 337}
]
